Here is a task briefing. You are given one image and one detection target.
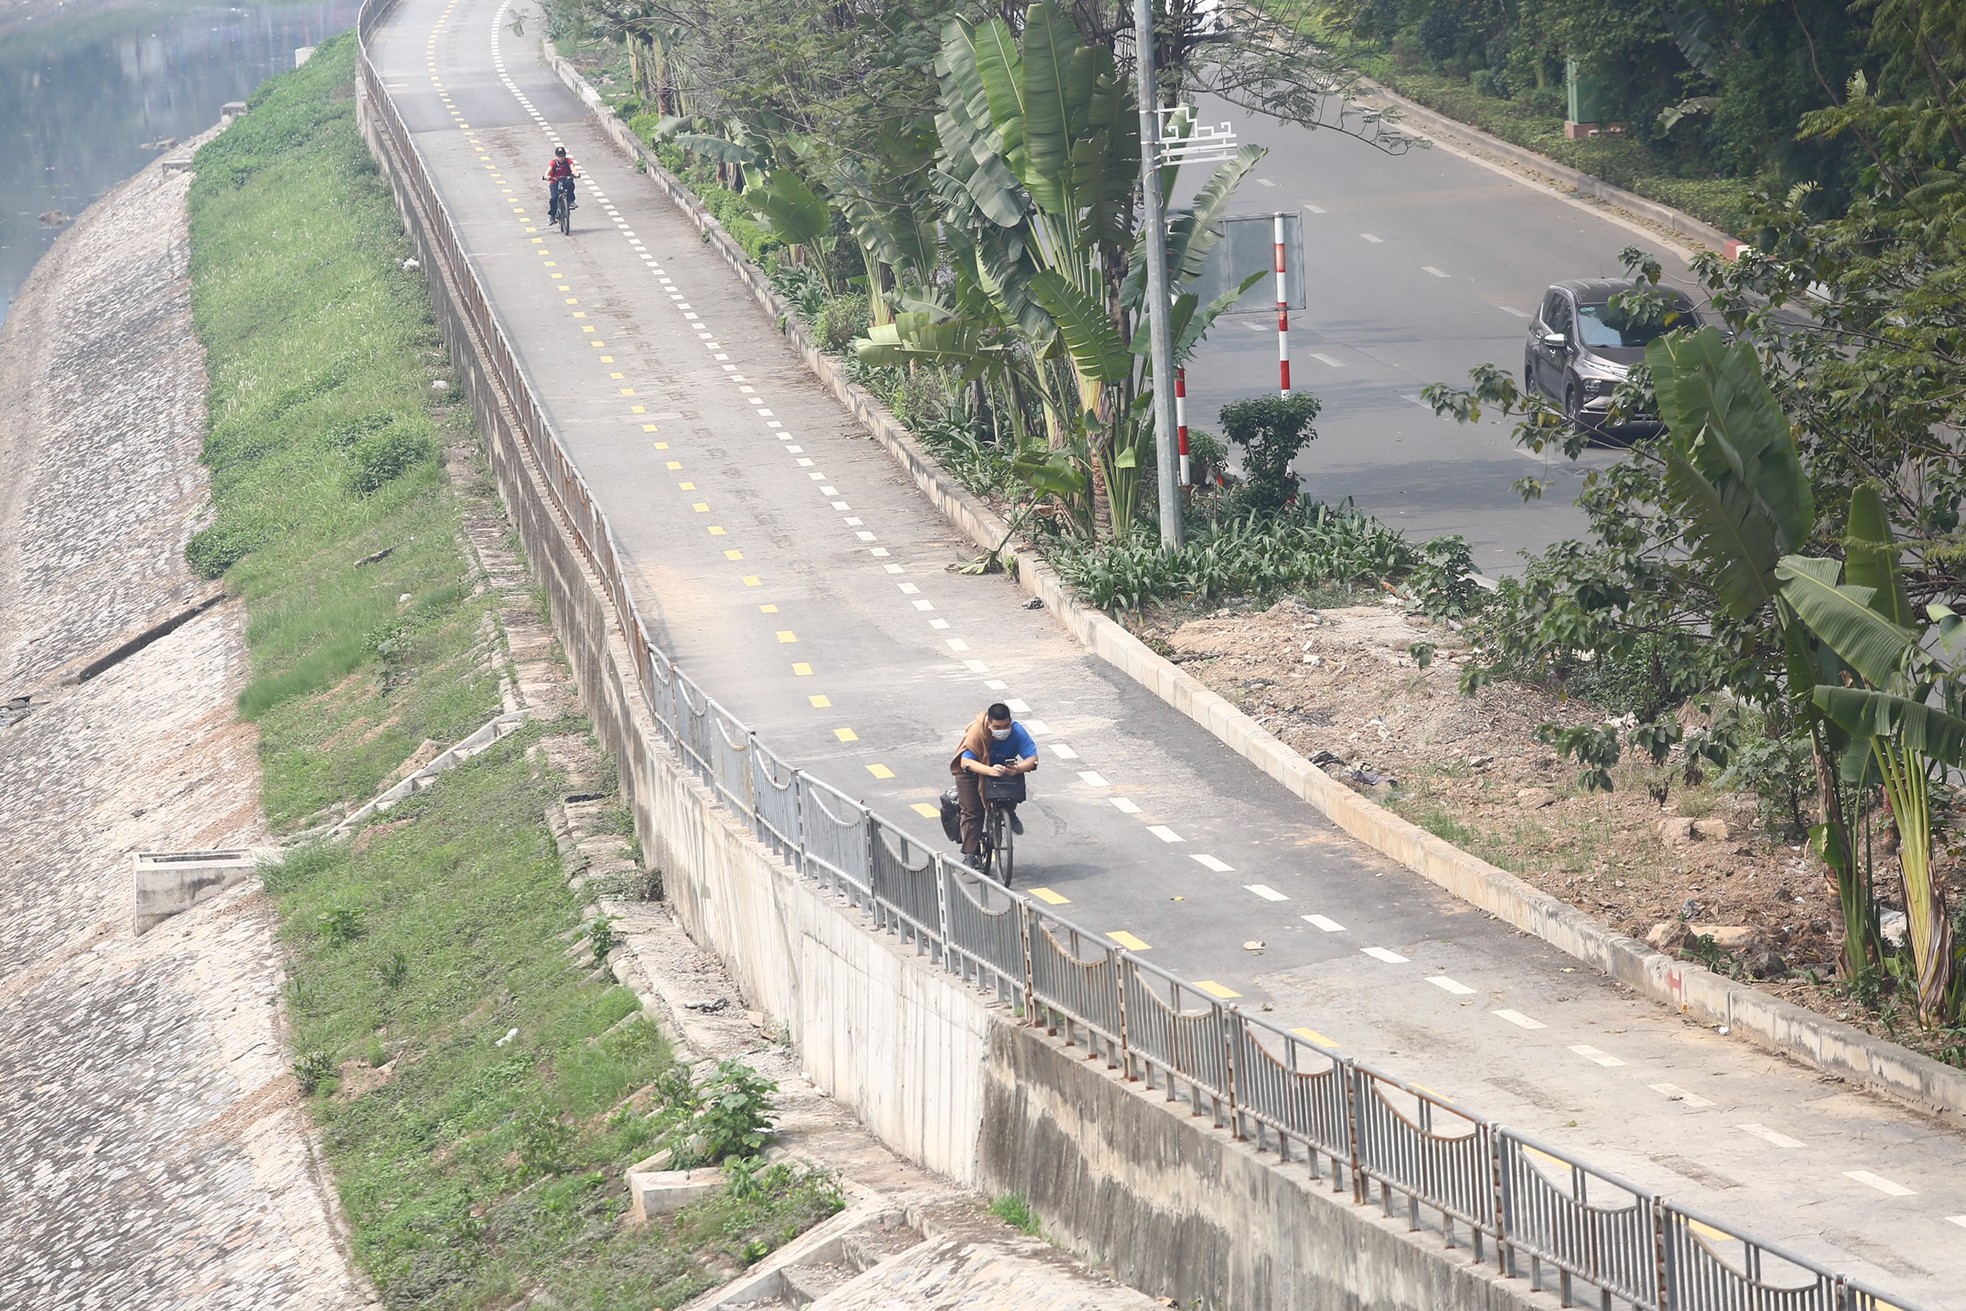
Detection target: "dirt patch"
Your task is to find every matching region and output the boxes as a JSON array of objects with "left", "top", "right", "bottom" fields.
[{"left": 1134, "top": 597, "right": 1965, "bottom": 1068}]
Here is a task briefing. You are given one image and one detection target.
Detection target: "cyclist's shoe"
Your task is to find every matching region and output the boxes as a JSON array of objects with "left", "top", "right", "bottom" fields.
[
  {"left": 958, "top": 850, "right": 980, "bottom": 870},
  {"left": 1009, "top": 810, "right": 1024, "bottom": 836}
]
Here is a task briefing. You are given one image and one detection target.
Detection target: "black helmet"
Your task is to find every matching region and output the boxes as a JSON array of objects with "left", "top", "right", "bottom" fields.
[{"left": 555, "top": 146, "right": 567, "bottom": 157}]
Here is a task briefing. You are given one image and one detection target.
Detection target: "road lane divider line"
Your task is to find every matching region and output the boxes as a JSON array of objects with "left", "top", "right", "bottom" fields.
[
  {"left": 1108, "top": 930, "right": 1151, "bottom": 951},
  {"left": 1844, "top": 1171, "right": 1914, "bottom": 1197},
  {"left": 1029, "top": 887, "right": 1070, "bottom": 905},
  {"left": 1291, "top": 1026, "right": 1339, "bottom": 1049},
  {"left": 1192, "top": 855, "right": 1233, "bottom": 873},
  {"left": 1246, "top": 884, "right": 1289, "bottom": 902},
  {"left": 1426, "top": 976, "right": 1475, "bottom": 995},
  {"left": 1648, "top": 1082, "right": 1714, "bottom": 1108},
  {"left": 1493, "top": 1009, "right": 1546, "bottom": 1029},
  {"left": 1570, "top": 1044, "right": 1625, "bottom": 1067},
  {"left": 1302, "top": 914, "right": 1345, "bottom": 931},
  {"left": 1361, "top": 946, "right": 1408, "bottom": 964},
  {"left": 1737, "top": 1123, "right": 1804, "bottom": 1149},
  {"left": 1195, "top": 980, "right": 1241, "bottom": 998}
]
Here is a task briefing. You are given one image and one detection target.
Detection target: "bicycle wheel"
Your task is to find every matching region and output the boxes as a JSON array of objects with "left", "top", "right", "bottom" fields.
[
  {"left": 559, "top": 188, "right": 571, "bottom": 235},
  {"left": 989, "top": 807, "right": 1013, "bottom": 887}
]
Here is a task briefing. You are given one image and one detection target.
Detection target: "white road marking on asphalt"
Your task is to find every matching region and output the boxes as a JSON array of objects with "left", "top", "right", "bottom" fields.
[
  {"left": 1570, "top": 1045, "right": 1625, "bottom": 1067},
  {"left": 1947, "top": 1216, "right": 1966, "bottom": 1229},
  {"left": 1737, "top": 1123, "right": 1804, "bottom": 1149},
  {"left": 946, "top": 638, "right": 970, "bottom": 651},
  {"left": 1845, "top": 1171, "right": 1914, "bottom": 1197},
  {"left": 1649, "top": 1082, "right": 1715, "bottom": 1108},
  {"left": 899, "top": 582, "right": 919, "bottom": 594},
  {"left": 1050, "top": 744, "right": 1079, "bottom": 759},
  {"left": 912, "top": 599, "right": 934, "bottom": 611},
  {"left": 831, "top": 501, "right": 850, "bottom": 511},
  {"left": 1302, "top": 914, "right": 1345, "bottom": 931},
  {"left": 1006, "top": 699, "right": 1030, "bottom": 712},
  {"left": 985, "top": 679, "right": 1008, "bottom": 690},
  {"left": 1492, "top": 1009, "right": 1547, "bottom": 1030},
  {"left": 1422, "top": 265, "right": 1450, "bottom": 278},
  {"left": 964, "top": 659, "right": 988, "bottom": 672},
  {"left": 929, "top": 618, "right": 950, "bottom": 629},
  {"left": 1361, "top": 946, "right": 1409, "bottom": 964},
  {"left": 1361, "top": 233, "right": 1384, "bottom": 243},
  {"left": 1310, "top": 352, "right": 1343, "bottom": 367},
  {"left": 1247, "top": 883, "right": 1289, "bottom": 901},
  {"left": 1077, "top": 771, "right": 1109, "bottom": 787},
  {"left": 1498, "top": 306, "right": 1529, "bottom": 318},
  {"left": 855, "top": 531, "right": 877, "bottom": 542},
  {"left": 1110, "top": 797, "right": 1142, "bottom": 814},
  {"left": 1242, "top": 322, "right": 1267, "bottom": 332},
  {"left": 1147, "top": 825, "right": 1184, "bottom": 842},
  {"left": 1024, "top": 720, "right": 1050, "bottom": 734},
  {"left": 1256, "top": 178, "right": 1276, "bottom": 187},
  {"left": 1426, "top": 976, "right": 1476, "bottom": 995},
  {"left": 1193, "top": 855, "right": 1234, "bottom": 873},
  {"left": 796, "top": 458, "right": 814, "bottom": 467},
  {"left": 870, "top": 547, "right": 891, "bottom": 557},
  {"left": 1304, "top": 203, "right": 1326, "bottom": 213}
]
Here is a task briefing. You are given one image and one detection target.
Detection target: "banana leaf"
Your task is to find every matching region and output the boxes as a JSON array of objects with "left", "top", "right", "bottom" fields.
[
  {"left": 743, "top": 170, "right": 829, "bottom": 247},
  {"left": 1844, "top": 481, "right": 1914, "bottom": 628},
  {"left": 1775, "top": 556, "right": 1913, "bottom": 688},
  {"left": 1028, "top": 271, "right": 1130, "bottom": 384}
]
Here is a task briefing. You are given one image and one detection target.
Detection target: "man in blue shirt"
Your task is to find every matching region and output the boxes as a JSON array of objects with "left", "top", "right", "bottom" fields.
[{"left": 950, "top": 701, "right": 1038, "bottom": 864}]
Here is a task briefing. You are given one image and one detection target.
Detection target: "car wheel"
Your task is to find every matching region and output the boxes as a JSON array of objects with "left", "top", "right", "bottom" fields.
[
  {"left": 1564, "top": 384, "right": 1593, "bottom": 436},
  {"left": 1524, "top": 362, "right": 1536, "bottom": 397}
]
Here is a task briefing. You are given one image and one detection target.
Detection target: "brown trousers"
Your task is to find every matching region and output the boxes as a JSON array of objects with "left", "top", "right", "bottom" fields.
[{"left": 955, "top": 770, "right": 985, "bottom": 855}]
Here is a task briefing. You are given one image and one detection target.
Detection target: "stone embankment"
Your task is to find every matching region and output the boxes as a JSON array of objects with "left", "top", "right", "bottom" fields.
[{"left": 0, "top": 141, "right": 369, "bottom": 1308}]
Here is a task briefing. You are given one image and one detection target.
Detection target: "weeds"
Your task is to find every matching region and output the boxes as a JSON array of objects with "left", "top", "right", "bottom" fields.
[{"left": 989, "top": 1194, "right": 1042, "bottom": 1236}]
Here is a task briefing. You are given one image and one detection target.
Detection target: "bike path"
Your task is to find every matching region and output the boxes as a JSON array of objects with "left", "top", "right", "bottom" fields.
[{"left": 368, "top": 0, "right": 1966, "bottom": 1296}]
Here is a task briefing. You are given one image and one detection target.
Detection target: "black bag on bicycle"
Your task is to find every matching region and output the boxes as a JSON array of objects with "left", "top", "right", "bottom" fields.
[
  {"left": 938, "top": 785, "right": 962, "bottom": 842},
  {"left": 981, "top": 774, "right": 1027, "bottom": 805}
]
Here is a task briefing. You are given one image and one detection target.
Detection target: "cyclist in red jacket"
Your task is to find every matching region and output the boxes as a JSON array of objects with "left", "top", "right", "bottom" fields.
[{"left": 544, "top": 146, "right": 577, "bottom": 223}]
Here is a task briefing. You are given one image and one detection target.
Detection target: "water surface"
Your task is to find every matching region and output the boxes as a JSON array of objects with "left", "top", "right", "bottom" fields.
[{"left": 2, "top": 0, "right": 361, "bottom": 321}]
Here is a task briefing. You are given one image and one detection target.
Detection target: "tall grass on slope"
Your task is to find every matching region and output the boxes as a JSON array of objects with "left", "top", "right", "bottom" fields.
[{"left": 186, "top": 37, "right": 839, "bottom": 1308}]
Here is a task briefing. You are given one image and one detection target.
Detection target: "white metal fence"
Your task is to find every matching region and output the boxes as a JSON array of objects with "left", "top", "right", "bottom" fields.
[{"left": 351, "top": 12, "right": 1928, "bottom": 1307}]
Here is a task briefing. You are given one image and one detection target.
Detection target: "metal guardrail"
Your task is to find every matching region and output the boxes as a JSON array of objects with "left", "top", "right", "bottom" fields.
[{"left": 350, "top": 10, "right": 1932, "bottom": 1307}]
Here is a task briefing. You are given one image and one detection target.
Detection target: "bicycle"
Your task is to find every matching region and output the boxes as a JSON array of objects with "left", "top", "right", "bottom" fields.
[
  {"left": 546, "top": 178, "right": 573, "bottom": 235},
  {"left": 977, "top": 773, "right": 1025, "bottom": 888}
]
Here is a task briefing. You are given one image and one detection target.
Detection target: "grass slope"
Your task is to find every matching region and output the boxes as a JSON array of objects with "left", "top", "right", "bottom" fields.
[{"left": 187, "top": 34, "right": 837, "bottom": 1308}]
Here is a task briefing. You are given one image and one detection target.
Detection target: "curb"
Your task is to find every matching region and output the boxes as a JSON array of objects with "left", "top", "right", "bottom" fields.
[
  {"left": 1365, "top": 80, "right": 1738, "bottom": 254},
  {"left": 543, "top": 48, "right": 1966, "bottom": 1124}
]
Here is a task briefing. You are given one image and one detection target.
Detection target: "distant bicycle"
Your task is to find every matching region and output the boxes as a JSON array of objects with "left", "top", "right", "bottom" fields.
[
  {"left": 977, "top": 772, "right": 1025, "bottom": 887},
  {"left": 544, "top": 145, "right": 577, "bottom": 236}
]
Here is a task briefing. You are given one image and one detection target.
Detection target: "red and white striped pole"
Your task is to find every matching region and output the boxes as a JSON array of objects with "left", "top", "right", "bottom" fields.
[
  {"left": 1275, "top": 212, "right": 1291, "bottom": 396},
  {"left": 1175, "top": 367, "right": 1190, "bottom": 486}
]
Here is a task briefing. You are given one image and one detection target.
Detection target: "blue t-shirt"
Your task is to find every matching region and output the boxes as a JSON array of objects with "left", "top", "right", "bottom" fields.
[{"left": 962, "top": 721, "right": 1038, "bottom": 767}]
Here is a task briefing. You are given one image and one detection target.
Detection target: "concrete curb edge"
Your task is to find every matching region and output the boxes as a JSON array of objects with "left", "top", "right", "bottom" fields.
[{"left": 543, "top": 46, "right": 1966, "bottom": 1123}]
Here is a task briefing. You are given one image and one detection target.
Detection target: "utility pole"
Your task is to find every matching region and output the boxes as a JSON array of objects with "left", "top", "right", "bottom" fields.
[{"left": 1132, "top": 0, "right": 1183, "bottom": 550}]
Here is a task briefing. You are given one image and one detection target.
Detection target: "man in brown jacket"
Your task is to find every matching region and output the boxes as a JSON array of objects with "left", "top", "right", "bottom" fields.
[{"left": 949, "top": 702, "right": 1039, "bottom": 864}]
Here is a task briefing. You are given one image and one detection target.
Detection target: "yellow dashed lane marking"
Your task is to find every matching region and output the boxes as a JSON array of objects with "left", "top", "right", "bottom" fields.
[
  {"left": 1291, "top": 1027, "right": 1340, "bottom": 1050},
  {"left": 692, "top": 502, "right": 710, "bottom": 512},
  {"left": 644, "top": 425, "right": 660, "bottom": 432},
  {"left": 1108, "top": 931, "right": 1150, "bottom": 952},
  {"left": 834, "top": 728, "right": 858, "bottom": 742},
  {"left": 678, "top": 482, "right": 695, "bottom": 491},
  {"left": 911, "top": 803, "right": 939, "bottom": 818},
  {"left": 807, "top": 694, "right": 830, "bottom": 708},
  {"left": 1028, "top": 887, "right": 1070, "bottom": 906},
  {"left": 791, "top": 662, "right": 812, "bottom": 676},
  {"left": 866, "top": 763, "right": 895, "bottom": 780},
  {"left": 742, "top": 576, "right": 762, "bottom": 587},
  {"left": 776, "top": 631, "right": 797, "bottom": 643},
  {"left": 1195, "top": 980, "right": 1241, "bottom": 999},
  {"left": 666, "top": 462, "right": 682, "bottom": 470},
  {"left": 726, "top": 550, "right": 744, "bottom": 561},
  {"left": 758, "top": 604, "right": 778, "bottom": 614},
  {"left": 631, "top": 405, "right": 646, "bottom": 413},
  {"left": 707, "top": 526, "right": 726, "bottom": 536},
  {"left": 619, "top": 388, "right": 635, "bottom": 396}
]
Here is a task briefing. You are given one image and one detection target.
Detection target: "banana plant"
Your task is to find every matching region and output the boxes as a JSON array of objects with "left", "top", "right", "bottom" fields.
[
  {"left": 1646, "top": 326, "right": 1883, "bottom": 979},
  {"left": 1777, "top": 487, "right": 1965, "bottom": 1026}
]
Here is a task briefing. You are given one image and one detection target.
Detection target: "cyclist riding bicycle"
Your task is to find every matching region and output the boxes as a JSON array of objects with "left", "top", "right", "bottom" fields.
[
  {"left": 543, "top": 146, "right": 578, "bottom": 219},
  {"left": 949, "top": 702, "right": 1037, "bottom": 867}
]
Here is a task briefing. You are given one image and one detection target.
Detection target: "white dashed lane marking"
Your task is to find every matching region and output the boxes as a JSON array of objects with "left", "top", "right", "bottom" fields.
[
  {"left": 1361, "top": 233, "right": 1384, "bottom": 243},
  {"left": 1246, "top": 884, "right": 1289, "bottom": 902},
  {"left": 1076, "top": 771, "right": 1108, "bottom": 787},
  {"left": 1570, "top": 1045, "right": 1625, "bottom": 1068},
  {"left": 1493, "top": 1009, "right": 1547, "bottom": 1030},
  {"left": 1738, "top": 1124, "right": 1804, "bottom": 1149},
  {"left": 1310, "top": 352, "right": 1343, "bottom": 367},
  {"left": 1109, "top": 797, "right": 1142, "bottom": 815},
  {"left": 1192, "top": 855, "right": 1234, "bottom": 873},
  {"left": 1302, "top": 914, "right": 1344, "bottom": 932},
  {"left": 1147, "top": 825, "right": 1183, "bottom": 843},
  {"left": 1426, "top": 976, "right": 1475, "bottom": 996},
  {"left": 1361, "top": 946, "right": 1408, "bottom": 964},
  {"left": 1845, "top": 1171, "right": 1914, "bottom": 1197},
  {"left": 1422, "top": 265, "right": 1450, "bottom": 278},
  {"left": 1650, "top": 1082, "right": 1715, "bottom": 1108}
]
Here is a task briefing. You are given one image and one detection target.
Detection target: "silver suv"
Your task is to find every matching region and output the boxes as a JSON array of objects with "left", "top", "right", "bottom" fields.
[{"left": 1524, "top": 278, "right": 1701, "bottom": 433}]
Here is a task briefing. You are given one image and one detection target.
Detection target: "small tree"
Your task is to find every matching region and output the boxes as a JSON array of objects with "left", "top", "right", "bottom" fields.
[{"left": 1219, "top": 393, "right": 1320, "bottom": 513}]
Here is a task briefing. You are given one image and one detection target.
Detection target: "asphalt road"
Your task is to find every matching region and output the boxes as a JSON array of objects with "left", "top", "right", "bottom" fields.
[
  {"left": 1176, "top": 95, "right": 1713, "bottom": 577},
  {"left": 368, "top": 4, "right": 1966, "bottom": 1299}
]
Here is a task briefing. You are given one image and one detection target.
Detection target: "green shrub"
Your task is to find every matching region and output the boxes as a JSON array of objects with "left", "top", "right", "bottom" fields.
[
  {"left": 811, "top": 294, "right": 869, "bottom": 354},
  {"left": 1219, "top": 393, "right": 1322, "bottom": 512},
  {"left": 348, "top": 423, "right": 434, "bottom": 494},
  {"left": 186, "top": 513, "right": 275, "bottom": 578}
]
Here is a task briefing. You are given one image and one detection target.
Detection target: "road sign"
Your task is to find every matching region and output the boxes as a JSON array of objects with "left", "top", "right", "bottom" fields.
[{"left": 1193, "top": 211, "right": 1305, "bottom": 313}]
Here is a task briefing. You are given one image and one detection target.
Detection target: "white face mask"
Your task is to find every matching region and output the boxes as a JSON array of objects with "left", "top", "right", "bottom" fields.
[{"left": 990, "top": 726, "right": 1012, "bottom": 741}]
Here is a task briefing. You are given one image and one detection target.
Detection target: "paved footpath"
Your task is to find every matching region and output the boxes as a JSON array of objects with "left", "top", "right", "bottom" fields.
[
  {"left": 375, "top": 0, "right": 1966, "bottom": 1298},
  {"left": 0, "top": 148, "right": 368, "bottom": 1309}
]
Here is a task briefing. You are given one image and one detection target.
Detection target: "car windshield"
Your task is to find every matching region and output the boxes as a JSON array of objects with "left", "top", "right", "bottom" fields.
[{"left": 1576, "top": 297, "right": 1695, "bottom": 349}]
